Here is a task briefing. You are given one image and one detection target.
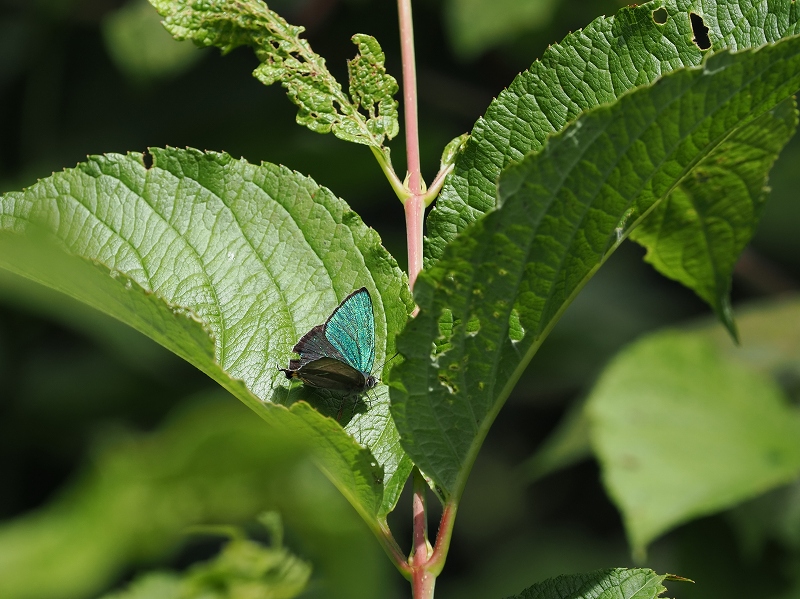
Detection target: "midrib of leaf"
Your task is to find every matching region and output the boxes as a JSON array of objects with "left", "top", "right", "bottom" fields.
[{"left": 392, "top": 36, "right": 800, "bottom": 500}]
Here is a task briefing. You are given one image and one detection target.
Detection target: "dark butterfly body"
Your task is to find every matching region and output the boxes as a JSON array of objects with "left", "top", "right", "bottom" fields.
[{"left": 280, "top": 287, "right": 377, "bottom": 395}]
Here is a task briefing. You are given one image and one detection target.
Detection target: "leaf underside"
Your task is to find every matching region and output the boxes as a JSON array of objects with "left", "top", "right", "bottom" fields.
[{"left": 0, "top": 148, "right": 413, "bottom": 520}]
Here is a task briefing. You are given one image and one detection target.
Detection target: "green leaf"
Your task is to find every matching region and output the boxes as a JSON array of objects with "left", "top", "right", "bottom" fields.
[
  {"left": 344, "top": 34, "right": 400, "bottom": 144},
  {"left": 427, "top": 0, "right": 800, "bottom": 260},
  {"left": 520, "top": 295, "right": 800, "bottom": 487},
  {"left": 503, "top": 568, "right": 672, "bottom": 599},
  {"left": 391, "top": 36, "right": 800, "bottom": 501},
  {"left": 0, "top": 398, "right": 307, "bottom": 599},
  {"left": 586, "top": 330, "right": 800, "bottom": 557},
  {"left": 0, "top": 396, "right": 384, "bottom": 599},
  {"left": 102, "top": 519, "right": 312, "bottom": 599},
  {"left": 102, "top": 574, "right": 181, "bottom": 599},
  {"left": 103, "top": 539, "right": 311, "bottom": 599},
  {"left": 629, "top": 100, "right": 798, "bottom": 339},
  {"left": 586, "top": 297, "right": 800, "bottom": 556},
  {"left": 0, "top": 147, "right": 413, "bottom": 521},
  {"left": 148, "top": 0, "right": 398, "bottom": 148}
]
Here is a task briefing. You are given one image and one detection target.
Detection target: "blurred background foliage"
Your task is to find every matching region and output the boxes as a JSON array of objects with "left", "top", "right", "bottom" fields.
[{"left": 1, "top": 0, "right": 799, "bottom": 597}]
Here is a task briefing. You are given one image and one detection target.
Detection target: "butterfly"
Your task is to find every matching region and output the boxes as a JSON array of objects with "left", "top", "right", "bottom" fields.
[{"left": 280, "top": 287, "right": 377, "bottom": 395}]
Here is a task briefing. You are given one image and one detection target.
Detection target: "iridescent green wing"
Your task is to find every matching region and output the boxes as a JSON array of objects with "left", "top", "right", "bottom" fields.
[{"left": 324, "top": 288, "right": 375, "bottom": 376}]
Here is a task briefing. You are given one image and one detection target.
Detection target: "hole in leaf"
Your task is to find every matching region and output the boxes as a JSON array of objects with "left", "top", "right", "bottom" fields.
[
  {"left": 689, "top": 12, "right": 711, "bottom": 50},
  {"left": 652, "top": 7, "right": 668, "bottom": 24},
  {"left": 142, "top": 149, "right": 153, "bottom": 169}
]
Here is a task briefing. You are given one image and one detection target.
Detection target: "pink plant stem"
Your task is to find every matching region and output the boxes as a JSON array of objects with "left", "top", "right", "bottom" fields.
[
  {"left": 405, "top": 196, "right": 425, "bottom": 290},
  {"left": 413, "top": 568, "right": 436, "bottom": 598},
  {"left": 398, "top": 2, "right": 451, "bottom": 597},
  {"left": 411, "top": 467, "right": 434, "bottom": 598},
  {"left": 398, "top": 0, "right": 424, "bottom": 290},
  {"left": 412, "top": 469, "right": 429, "bottom": 561}
]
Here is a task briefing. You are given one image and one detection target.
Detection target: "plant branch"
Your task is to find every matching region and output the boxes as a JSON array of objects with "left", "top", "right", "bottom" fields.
[
  {"left": 410, "top": 467, "right": 434, "bottom": 596},
  {"left": 398, "top": 0, "right": 425, "bottom": 292},
  {"left": 398, "top": 0, "right": 422, "bottom": 198},
  {"left": 405, "top": 196, "right": 425, "bottom": 290}
]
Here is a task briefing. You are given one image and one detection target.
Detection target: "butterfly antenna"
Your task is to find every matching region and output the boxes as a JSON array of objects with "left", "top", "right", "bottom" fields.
[{"left": 374, "top": 351, "right": 400, "bottom": 380}]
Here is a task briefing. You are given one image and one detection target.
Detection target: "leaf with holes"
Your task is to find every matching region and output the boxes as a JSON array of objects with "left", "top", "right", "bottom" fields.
[
  {"left": 0, "top": 148, "right": 414, "bottom": 523},
  {"left": 392, "top": 36, "right": 800, "bottom": 501},
  {"left": 149, "top": 0, "right": 398, "bottom": 150},
  {"left": 427, "top": 0, "right": 800, "bottom": 330}
]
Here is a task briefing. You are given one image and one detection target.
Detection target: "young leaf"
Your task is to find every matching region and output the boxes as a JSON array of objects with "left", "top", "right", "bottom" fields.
[
  {"left": 391, "top": 36, "right": 800, "bottom": 501},
  {"left": 587, "top": 330, "right": 800, "bottom": 557},
  {"left": 503, "top": 568, "right": 672, "bottom": 599},
  {"left": 148, "top": 0, "right": 398, "bottom": 149},
  {"left": 426, "top": 0, "right": 800, "bottom": 328},
  {"left": 0, "top": 148, "right": 413, "bottom": 522}
]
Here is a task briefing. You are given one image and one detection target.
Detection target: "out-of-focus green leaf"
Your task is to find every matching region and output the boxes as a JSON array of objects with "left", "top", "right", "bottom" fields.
[
  {"left": 102, "top": 574, "right": 181, "bottom": 599},
  {"left": 392, "top": 36, "right": 800, "bottom": 501},
  {"left": 0, "top": 148, "right": 413, "bottom": 523},
  {"left": 522, "top": 296, "right": 800, "bottom": 486},
  {"left": 148, "top": 0, "right": 398, "bottom": 149},
  {"left": 629, "top": 100, "right": 797, "bottom": 339},
  {"left": 103, "top": 0, "right": 204, "bottom": 84},
  {"left": 503, "top": 568, "right": 671, "bottom": 599},
  {"left": 103, "top": 515, "right": 311, "bottom": 599},
  {"left": 0, "top": 396, "right": 387, "bottom": 599},
  {"left": 427, "top": 1, "right": 800, "bottom": 310},
  {"left": 445, "top": 0, "right": 558, "bottom": 60},
  {"left": 0, "top": 397, "right": 308, "bottom": 599},
  {"left": 586, "top": 330, "right": 800, "bottom": 557}
]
